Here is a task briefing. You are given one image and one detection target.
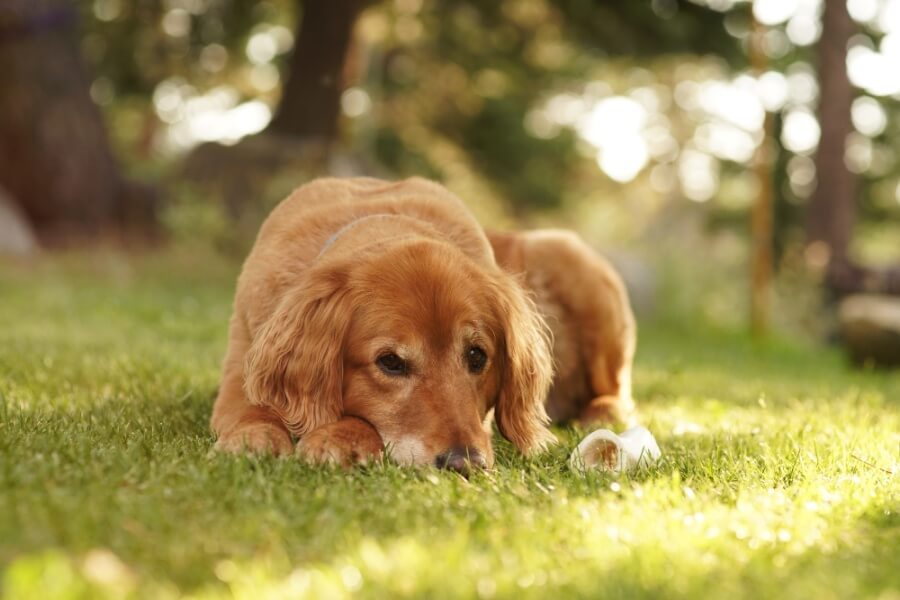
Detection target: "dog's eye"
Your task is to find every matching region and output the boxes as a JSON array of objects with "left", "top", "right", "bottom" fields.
[
  {"left": 466, "top": 346, "right": 488, "bottom": 374},
  {"left": 376, "top": 353, "right": 408, "bottom": 376}
]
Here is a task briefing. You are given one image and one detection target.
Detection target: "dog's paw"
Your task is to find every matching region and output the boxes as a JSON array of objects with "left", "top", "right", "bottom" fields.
[
  {"left": 215, "top": 422, "right": 294, "bottom": 456},
  {"left": 296, "top": 417, "right": 384, "bottom": 467}
]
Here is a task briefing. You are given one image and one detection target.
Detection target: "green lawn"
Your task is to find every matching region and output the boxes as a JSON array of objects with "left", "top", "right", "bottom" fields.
[{"left": 1, "top": 250, "right": 898, "bottom": 599}]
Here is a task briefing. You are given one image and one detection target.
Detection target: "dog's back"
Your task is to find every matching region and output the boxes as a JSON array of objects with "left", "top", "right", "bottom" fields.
[
  {"left": 488, "top": 229, "right": 637, "bottom": 425},
  {"left": 257, "top": 177, "right": 491, "bottom": 265}
]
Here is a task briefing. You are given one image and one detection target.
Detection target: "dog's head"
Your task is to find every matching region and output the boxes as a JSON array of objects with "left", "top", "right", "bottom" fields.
[{"left": 244, "top": 238, "right": 555, "bottom": 471}]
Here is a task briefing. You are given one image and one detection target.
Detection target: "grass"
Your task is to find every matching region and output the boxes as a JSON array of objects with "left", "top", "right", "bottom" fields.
[{"left": 1, "top": 248, "right": 898, "bottom": 599}]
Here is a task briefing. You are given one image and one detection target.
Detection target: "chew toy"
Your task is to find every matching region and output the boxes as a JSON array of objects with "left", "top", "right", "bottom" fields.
[{"left": 570, "top": 426, "right": 661, "bottom": 474}]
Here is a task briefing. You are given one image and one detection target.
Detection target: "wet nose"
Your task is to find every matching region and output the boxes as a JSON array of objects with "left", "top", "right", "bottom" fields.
[{"left": 435, "top": 447, "right": 487, "bottom": 475}]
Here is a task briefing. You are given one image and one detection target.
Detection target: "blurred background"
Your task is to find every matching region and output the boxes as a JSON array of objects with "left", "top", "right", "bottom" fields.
[{"left": 1, "top": 0, "right": 899, "bottom": 362}]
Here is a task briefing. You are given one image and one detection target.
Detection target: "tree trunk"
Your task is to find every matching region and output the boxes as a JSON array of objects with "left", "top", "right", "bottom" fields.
[
  {"left": 807, "top": 0, "right": 857, "bottom": 284},
  {"left": 267, "top": 0, "right": 363, "bottom": 141},
  {"left": 750, "top": 13, "right": 773, "bottom": 337},
  {"left": 0, "top": 0, "right": 153, "bottom": 239}
]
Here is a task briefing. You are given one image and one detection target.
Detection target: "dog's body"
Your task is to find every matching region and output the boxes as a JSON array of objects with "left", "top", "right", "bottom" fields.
[
  {"left": 212, "top": 177, "right": 554, "bottom": 470},
  {"left": 212, "top": 177, "right": 637, "bottom": 470},
  {"left": 487, "top": 230, "right": 636, "bottom": 426}
]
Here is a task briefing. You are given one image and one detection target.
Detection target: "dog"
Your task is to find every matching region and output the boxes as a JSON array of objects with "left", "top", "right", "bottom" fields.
[
  {"left": 487, "top": 230, "right": 637, "bottom": 427},
  {"left": 211, "top": 177, "right": 555, "bottom": 472}
]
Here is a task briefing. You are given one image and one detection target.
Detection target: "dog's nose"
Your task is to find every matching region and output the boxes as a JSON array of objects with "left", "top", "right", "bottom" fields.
[{"left": 435, "top": 447, "right": 487, "bottom": 475}]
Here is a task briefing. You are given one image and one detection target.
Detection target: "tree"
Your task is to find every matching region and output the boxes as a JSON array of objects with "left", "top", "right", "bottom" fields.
[
  {"left": 806, "top": 0, "right": 857, "bottom": 289},
  {"left": 805, "top": 0, "right": 900, "bottom": 297},
  {"left": 0, "top": 0, "right": 154, "bottom": 239},
  {"left": 267, "top": 0, "right": 365, "bottom": 141}
]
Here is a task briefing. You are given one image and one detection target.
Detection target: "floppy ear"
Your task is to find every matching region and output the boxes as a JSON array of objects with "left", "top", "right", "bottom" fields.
[
  {"left": 243, "top": 264, "right": 351, "bottom": 437},
  {"left": 489, "top": 270, "right": 556, "bottom": 454}
]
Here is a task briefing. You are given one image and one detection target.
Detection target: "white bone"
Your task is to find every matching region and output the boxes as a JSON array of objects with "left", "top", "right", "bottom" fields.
[{"left": 570, "top": 426, "right": 661, "bottom": 474}]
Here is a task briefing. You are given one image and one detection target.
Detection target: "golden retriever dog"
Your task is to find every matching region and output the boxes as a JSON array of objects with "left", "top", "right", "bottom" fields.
[
  {"left": 487, "top": 230, "right": 637, "bottom": 427},
  {"left": 211, "top": 177, "right": 555, "bottom": 472}
]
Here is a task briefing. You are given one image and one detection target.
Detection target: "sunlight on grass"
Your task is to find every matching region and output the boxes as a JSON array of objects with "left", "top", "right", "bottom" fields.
[{"left": 1, "top": 251, "right": 898, "bottom": 599}]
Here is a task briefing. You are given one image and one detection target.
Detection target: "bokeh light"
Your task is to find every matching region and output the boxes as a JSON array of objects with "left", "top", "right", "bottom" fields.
[
  {"left": 781, "top": 109, "right": 821, "bottom": 155},
  {"left": 847, "top": 36, "right": 900, "bottom": 96},
  {"left": 93, "top": 0, "right": 122, "bottom": 22},
  {"left": 161, "top": 9, "right": 191, "bottom": 38},
  {"left": 153, "top": 81, "right": 272, "bottom": 151},
  {"left": 787, "top": 154, "right": 817, "bottom": 198},
  {"left": 851, "top": 96, "right": 888, "bottom": 136},
  {"left": 845, "top": 132, "right": 873, "bottom": 173},
  {"left": 679, "top": 148, "right": 718, "bottom": 202},
  {"left": 581, "top": 97, "right": 650, "bottom": 183},
  {"left": 341, "top": 88, "right": 373, "bottom": 118},
  {"left": 848, "top": 0, "right": 880, "bottom": 23},
  {"left": 753, "top": 0, "right": 801, "bottom": 26},
  {"left": 246, "top": 33, "right": 278, "bottom": 65}
]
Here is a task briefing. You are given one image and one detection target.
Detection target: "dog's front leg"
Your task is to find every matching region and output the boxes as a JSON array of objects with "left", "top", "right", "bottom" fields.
[
  {"left": 296, "top": 416, "right": 384, "bottom": 466},
  {"left": 212, "top": 322, "right": 294, "bottom": 456},
  {"left": 577, "top": 395, "right": 636, "bottom": 428}
]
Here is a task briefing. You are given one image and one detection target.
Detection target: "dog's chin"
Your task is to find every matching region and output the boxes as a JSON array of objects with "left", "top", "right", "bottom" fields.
[{"left": 384, "top": 434, "right": 432, "bottom": 466}]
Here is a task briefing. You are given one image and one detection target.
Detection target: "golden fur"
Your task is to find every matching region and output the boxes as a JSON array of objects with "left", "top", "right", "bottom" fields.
[
  {"left": 211, "top": 177, "right": 555, "bottom": 468},
  {"left": 487, "top": 229, "right": 637, "bottom": 426}
]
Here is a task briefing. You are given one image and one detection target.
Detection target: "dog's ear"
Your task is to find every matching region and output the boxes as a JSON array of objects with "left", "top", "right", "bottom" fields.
[
  {"left": 243, "top": 263, "right": 352, "bottom": 437},
  {"left": 489, "top": 270, "right": 556, "bottom": 454}
]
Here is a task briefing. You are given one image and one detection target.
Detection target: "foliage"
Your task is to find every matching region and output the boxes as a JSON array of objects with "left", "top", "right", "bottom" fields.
[
  {"left": 79, "top": 0, "right": 292, "bottom": 98},
  {"left": 77, "top": 0, "right": 900, "bottom": 255},
  {"left": 368, "top": 0, "right": 736, "bottom": 211},
  {"left": 2, "top": 251, "right": 898, "bottom": 599}
]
